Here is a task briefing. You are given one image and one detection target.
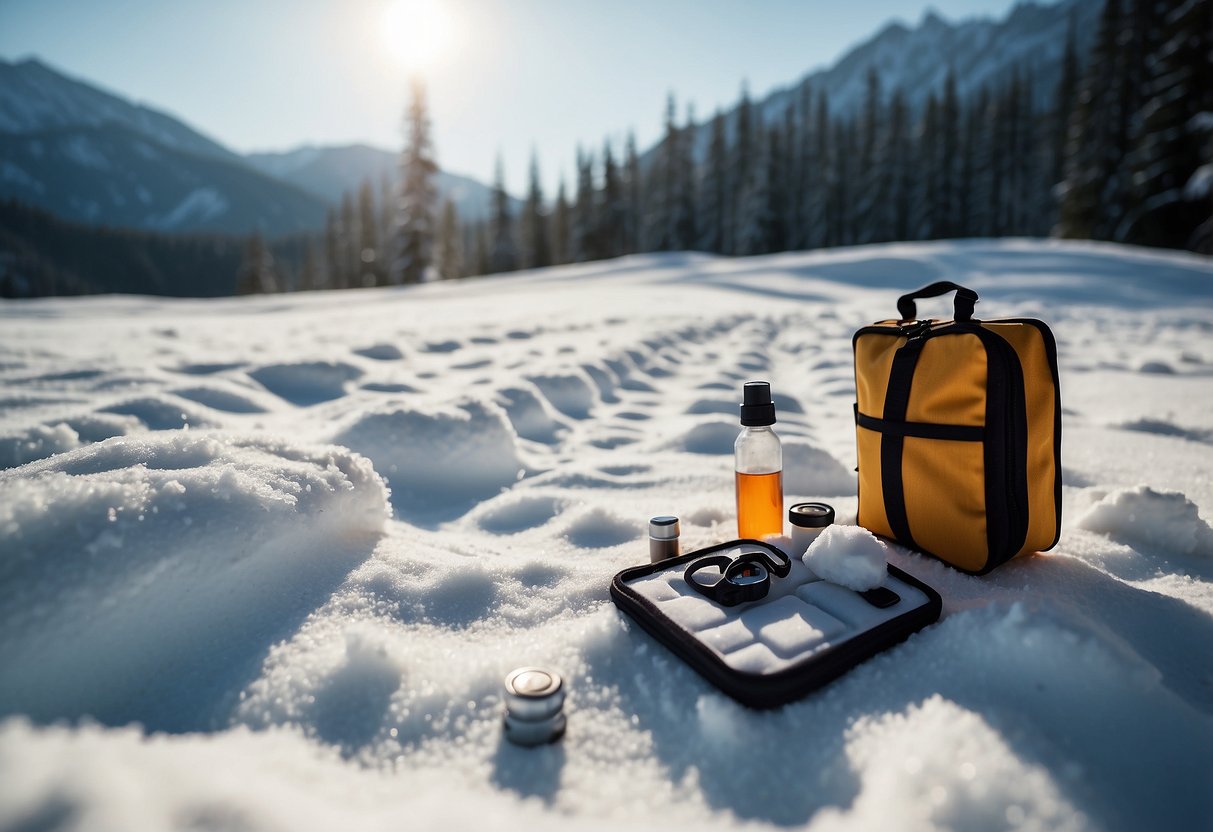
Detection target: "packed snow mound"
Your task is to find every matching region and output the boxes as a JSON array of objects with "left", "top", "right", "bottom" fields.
[
  {"left": 495, "top": 384, "right": 568, "bottom": 444},
  {"left": 804, "top": 525, "right": 888, "bottom": 590},
  {"left": 1077, "top": 485, "right": 1213, "bottom": 557},
  {"left": 526, "top": 371, "right": 597, "bottom": 420},
  {"left": 0, "top": 432, "right": 389, "bottom": 731},
  {"left": 331, "top": 399, "right": 524, "bottom": 524},
  {"left": 815, "top": 696, "right": 1088, "bottom": 831},
  {"left": 0, "top": 422, "right": 80, "bottom": 469},
  {"left": 782, "top": 441, "right": 857, "bottom": 496}
]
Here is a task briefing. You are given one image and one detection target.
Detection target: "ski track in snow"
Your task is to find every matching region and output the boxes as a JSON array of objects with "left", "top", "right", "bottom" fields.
[{"left": 1, "top": 240, "right": 1212, "bottom": 831}]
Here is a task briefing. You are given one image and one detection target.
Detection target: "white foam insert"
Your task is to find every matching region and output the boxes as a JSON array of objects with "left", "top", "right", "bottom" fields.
[{"left": 626, "top": 543, "right": 930, "bottom": 677}]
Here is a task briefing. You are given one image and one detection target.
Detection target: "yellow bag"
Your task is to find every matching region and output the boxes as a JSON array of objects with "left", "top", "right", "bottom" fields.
[{"left": 853, "top": 282, "right": 1061, "bottom": 573}]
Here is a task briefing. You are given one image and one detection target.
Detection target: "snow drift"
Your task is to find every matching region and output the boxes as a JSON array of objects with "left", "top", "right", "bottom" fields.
[{"left": 0, "top": 433, "right": 389, "bottom": 731}]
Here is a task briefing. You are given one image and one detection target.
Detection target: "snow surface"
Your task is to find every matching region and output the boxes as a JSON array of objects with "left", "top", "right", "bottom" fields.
[
  {"left": 803, "top": 525, "right": 889, "bottom": 591},
  {"left": 1, "top": 239, "right": 1211, "bottom": 831}
]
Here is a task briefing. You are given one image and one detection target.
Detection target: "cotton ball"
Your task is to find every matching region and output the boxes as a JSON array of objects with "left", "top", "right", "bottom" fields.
[{"left": 803, "top": 524, "right": 888, "bottom": 590}]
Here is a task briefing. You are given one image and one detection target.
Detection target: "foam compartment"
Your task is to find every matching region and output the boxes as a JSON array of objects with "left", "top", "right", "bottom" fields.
[{"left": 624, "top": 542, "right": 931, "bottom": 678}]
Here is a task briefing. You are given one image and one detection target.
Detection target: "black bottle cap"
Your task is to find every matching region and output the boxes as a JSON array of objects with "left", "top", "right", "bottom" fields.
[
  {"left": 740, "top": 380, "right": 777, "bottom": 426},
  {"left": 789, "top": 502, "right": 835, "bottom": 528}
]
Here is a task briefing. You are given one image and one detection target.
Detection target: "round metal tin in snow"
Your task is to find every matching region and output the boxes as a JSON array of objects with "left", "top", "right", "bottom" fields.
[{"left": 504, "top": 667, "right": 565, "bottom": 723}]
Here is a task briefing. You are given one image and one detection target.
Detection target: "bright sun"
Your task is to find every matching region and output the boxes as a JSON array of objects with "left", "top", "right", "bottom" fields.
[{"left": 379, "top": 0, "right": 454, "bottom": 74}]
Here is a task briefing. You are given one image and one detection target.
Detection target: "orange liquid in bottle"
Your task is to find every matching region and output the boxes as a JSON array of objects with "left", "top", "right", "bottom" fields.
[{"left": 735, "top": 470, "right": 783, "bottom": 539}]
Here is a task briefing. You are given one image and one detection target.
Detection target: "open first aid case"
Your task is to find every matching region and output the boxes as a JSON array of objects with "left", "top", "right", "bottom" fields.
[{"left": 610, "top": 540, "right": 942, "bottom": 708}]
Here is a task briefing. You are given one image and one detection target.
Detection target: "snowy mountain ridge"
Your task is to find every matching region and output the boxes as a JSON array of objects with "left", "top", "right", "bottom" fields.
[
  {"left": 674, "top": 0, "right": 1100, "bottom": 161},
  {"left": 0, "top": 57, "right": 237, "bottom": 163},
  {"left": 0, "top": 58, "right": 503, "bottom": 234},
  {"left": 773, "top": 0, "right": 1098, "bottom": 116}
]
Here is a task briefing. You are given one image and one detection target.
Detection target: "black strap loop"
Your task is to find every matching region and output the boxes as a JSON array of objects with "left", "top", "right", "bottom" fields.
[
  {"left": 854, "top": 405, "right": 985, "bottom": 441},
  {"left": 896, "top": 281, "right": 978, "bottom": 322}
]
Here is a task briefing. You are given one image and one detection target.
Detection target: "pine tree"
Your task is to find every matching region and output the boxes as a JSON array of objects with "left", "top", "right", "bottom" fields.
[
  {"left": 357, "top": 179, "right": 380, "bottom": 287},
  {"left": 939, "top": 72, "right": 961, "bottom": 237},
  {"left": 1121, "top": 0, "right": 1213, "bottom": 248},
  {"left": 488, "top": 154, "right": 517, "bottom": 273},
  {"left": 571, "top": 148, "right": 597, "bottom": 261},
  {"left": 323, "top": 208, "right": 343, "bottom": 289},
  {"left": 854, "top": 68, "right": 882, "bottom": 244},
  {"left": 520, "top": 151, "right": 551, "bottom": 269},
  {"left": 393, "top": 78, "right": 438, "bottom": 284},
  {"left": 886, "top": 88, "right": 912, "bottom": 242},
  {"left": 727, "top": 82, "right": 756, "bottom": 254},
  {"left": 473, "top": 222, "right": 490, "bottom": 276},
  {"left": 551, "top": 178, "right": 571, "bottom": 265},
  {"left": 736, "top": 122, "right": 778, "bottom": 255},
  {"left": 236, "top": 233, "right": 278, "bottom": 294},
  {"left": 339, "top": 193, "right": 358, "bottom": 287},
  {"left": 623, "top": 132, "right": 642, "bottom": 254},
  {"left": 598, "top": 139, "right": 626, "bottom": 258},
  {"left": 435, "top": 199, "right": 462, "bottom": 279},
  {"left": 1058, "top": 0, "right": 1125, "bottom": 239},
  {"left": 1051, "top": 15, "right": 1081, "bottom": 206},
  {"left": 698, "top": 109, "right": 728, "bottom": 252},
  {"left": 786, "top": 90, "right": 805, "bottom": 249},
  {"left": 298, "top": 241, "right": 321, "bottom": 292},
  {"left": 968, "top": 87, "right": 996, "bottom": 237},
  {"left": 804, "top": 89, "right": 831, "bottom": 249},
  {"left": 668, "top": 102, "right": 698, "bottom": 250},
  {"left": 643, "top": 94, "right": 679, "bottom": 251},
  {"left": 378, "top": 175, "right": 395, "bottom": 260}
]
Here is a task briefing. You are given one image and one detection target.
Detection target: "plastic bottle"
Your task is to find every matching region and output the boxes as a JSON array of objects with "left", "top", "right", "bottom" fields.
[{"left": 735, "top": 381, "right": 783, "bottom": 540}]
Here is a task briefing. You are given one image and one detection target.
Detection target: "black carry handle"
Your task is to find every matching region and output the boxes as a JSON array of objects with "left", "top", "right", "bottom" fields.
[{"left": 896, "top": 281, "right": 978, "bottom": 322}]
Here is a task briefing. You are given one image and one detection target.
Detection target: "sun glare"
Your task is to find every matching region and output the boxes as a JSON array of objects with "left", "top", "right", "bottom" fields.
[{"left": 379, "top": 0, "right": 454, "bottom": 74}]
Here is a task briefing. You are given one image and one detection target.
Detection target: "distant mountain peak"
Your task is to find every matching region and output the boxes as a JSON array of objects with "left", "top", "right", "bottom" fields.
[{"left": 920, "top": 7, "right": 948, "bottom": 28}]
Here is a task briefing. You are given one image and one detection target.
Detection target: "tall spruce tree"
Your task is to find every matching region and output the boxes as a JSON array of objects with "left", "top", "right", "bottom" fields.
[
  {"left": 939, "top": 73, "right": 961, "bottom": 237},
  {"left": 855, "top": 68, "right": 882, "bottom": 244},
  {"left": 1058, "top": 0, "right": 1125, "bottom": 239},
  {"left": 668, "top": 103, "right": 698, "bottom": 250},
  {"left": 488, "top": 154, "right": 517, "bottom": 273},
  {"left": 323, "top": 208, "right": 343, "bottom": 290},
  {"left": 599, "top": 139, "right": 626, "bottom": 258},
  {"left": 1121, "top": 0, "right": 1213, "bottom": 248},
  {"left": 623, "top": 133, "right": 642, "bottom": 254},
  {"left": 698, "top": 109, "right": 729, "bottom": 252},
  {"left": 520, "top": 151, "right": 551, "bottom": 269},
  {"left": 339, "top": 194, "right": 358, "bottom": 287},
  {"left": 236, "top": 233, "right": 278, "bottom": 295},
  {"left": 436, "top": 199, "right": 462, "bottom": 279},
  {"left": 886, "top": 89, "right": 912, "bottom": 242},
  {"left": 393, "top": 78, "right": 438, "bottom": 284},
  {"left": 551, "top": 178, "right": 571, "bottom": 265},
  {"left": 804, "top": 90, "right": 831, "bottom": 249},
  {"left": 571, "top": 148, "right": 597, "bottom": 261},
  {"left": 357, "top": 180, "right": 380, "bottom": 287},
  {"left": 727, "top": 82, "right": 756, "bottom": 254},
  {"left": 298, "top": 242, "right": 321, "bottom": 292},
  {"left": 736, "top": 122, "right": 777, "bottom": 255}
]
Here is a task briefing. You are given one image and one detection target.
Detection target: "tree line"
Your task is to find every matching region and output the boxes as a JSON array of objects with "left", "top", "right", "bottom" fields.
[
  {"left": 253, "top": 0, "right": 1203, "bottom": 296},
  {"left": 10, "top": 0, "right": 1202, "bottom": 298}
]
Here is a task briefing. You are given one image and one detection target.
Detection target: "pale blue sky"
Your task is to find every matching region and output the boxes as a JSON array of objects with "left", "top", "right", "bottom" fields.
[{"left": 0, "top": 0, "right": 1019, "bottom": 193}]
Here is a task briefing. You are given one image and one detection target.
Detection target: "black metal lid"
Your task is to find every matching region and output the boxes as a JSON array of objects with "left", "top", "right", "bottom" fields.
[
  {"left": 788, "top": 502, "right": 835, "bottom": 529},
  {"left": 739, "top": 380, "right": 776, "bottom": 426}
]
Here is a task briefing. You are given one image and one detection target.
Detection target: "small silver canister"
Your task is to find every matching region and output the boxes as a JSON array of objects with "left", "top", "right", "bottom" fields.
[
  {"left": 503, "top": 667, "right": 566, "bottom": 746},
  {"left": 649, "top": 515, "right": 680, "bottom": 563}
]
